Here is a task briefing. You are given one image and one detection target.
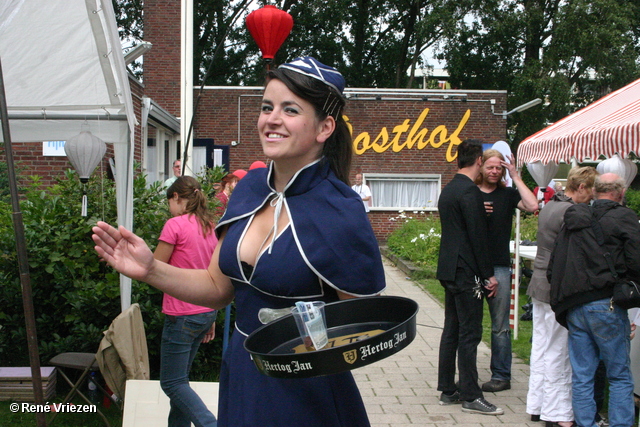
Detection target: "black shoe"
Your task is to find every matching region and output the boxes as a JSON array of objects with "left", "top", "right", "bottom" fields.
[
  {"left": 481, "top": 379, "right": 511, "bottom": 392},
  {"left": 461, "top": 397, "right": 504, "bottom": 415},
  {"left": 531, "top": 414, "right": 541, "bottom": 422},
  {"left": 438, "top": 390, "right": 461, "bottom": 405}
]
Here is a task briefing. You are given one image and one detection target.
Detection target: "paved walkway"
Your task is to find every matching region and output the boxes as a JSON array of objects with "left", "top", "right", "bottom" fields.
[{"left": 355, "top": 257, "right": 537, "bottom": 426}]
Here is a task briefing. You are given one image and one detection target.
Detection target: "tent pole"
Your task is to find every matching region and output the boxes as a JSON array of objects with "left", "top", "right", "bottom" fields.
[
  {"left": 7, "top": 113, "right": 128, "bottom": 121},
  {"left": 514, "top": 209, "right": 521, "bottom": 340},
  {"left": 0, "top": 58, "right": 47, "bottom": 426}
]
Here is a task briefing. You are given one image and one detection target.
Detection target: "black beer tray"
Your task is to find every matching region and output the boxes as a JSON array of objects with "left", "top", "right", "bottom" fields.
[{"left": 244, "top": 296, "right": 418, "bottom": 379}]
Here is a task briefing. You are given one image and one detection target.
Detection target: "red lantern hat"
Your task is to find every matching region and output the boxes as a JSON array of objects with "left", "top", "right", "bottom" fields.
[
  {"left": 250, "top": 161, "right": 267, "bottom": 170},
  {"left": 232, "top": 169, "right": 247, "bottom": 180},
  {"left": 246, "top": 5, "right": 294, "bottom": 61}
]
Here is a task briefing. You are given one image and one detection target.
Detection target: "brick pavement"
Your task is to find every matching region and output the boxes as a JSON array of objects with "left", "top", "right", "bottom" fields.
[{"left": 354, "top": 257, "right": 538, "bottom": 426}]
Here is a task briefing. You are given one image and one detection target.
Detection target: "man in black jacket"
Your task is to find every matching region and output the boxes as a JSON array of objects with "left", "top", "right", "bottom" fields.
[
  {"left": 436, "top": 139, "right": 502, "bottom": 416},
  {"left": 548, "top": 173, "right": 640, "bottom": 426}
]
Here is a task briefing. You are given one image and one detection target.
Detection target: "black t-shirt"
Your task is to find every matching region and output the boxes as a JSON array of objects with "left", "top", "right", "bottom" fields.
[{"left": 480, "top": 186, "right": 521, "bottom": 266}]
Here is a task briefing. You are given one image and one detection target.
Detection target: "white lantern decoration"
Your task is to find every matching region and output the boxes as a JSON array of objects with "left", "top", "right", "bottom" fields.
[
  {"left": 596, "top": 154, "right": 637, "bottom": 188},
  {"left": 64, "top": 128, "right": 107, "bottom": 216},
  {"left": 526, "top": 161, "right": 559, "bottom": 189}
]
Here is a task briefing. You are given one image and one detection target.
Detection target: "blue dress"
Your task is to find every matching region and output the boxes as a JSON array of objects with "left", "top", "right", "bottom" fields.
[{"left": 216, "top": 158, "right": 386, "bottom": 426}]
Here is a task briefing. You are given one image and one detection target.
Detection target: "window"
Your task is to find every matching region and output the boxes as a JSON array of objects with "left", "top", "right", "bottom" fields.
[
  {"left": 143, "top": 123, "right": 179, "bottom": 186},
  {"left": 145, "top": 128, "right": 157, "bottom": 186},
  {"left": 365, "top": 174, "right": 441, "bottom": 210}
]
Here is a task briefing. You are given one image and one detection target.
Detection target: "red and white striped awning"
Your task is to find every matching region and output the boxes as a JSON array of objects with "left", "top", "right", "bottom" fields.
[{"left": 517, "top": 77, "right": 640, "bottom": 166}]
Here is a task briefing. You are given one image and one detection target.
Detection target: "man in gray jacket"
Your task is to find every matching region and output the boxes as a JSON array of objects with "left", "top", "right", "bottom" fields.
[{"left": 549, "top": 173, "right": 640, "bottom": 426}]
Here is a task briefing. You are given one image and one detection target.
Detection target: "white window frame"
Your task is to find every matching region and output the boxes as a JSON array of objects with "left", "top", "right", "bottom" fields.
[
  {"left": 143, "top": 121, "right": 179, "bottom": 186},
  {"left": 364, "top": 173, "right": 441, "bottom": 211},
  {"left": 141, "top": 98, "right": 181, "bottom": 187}
]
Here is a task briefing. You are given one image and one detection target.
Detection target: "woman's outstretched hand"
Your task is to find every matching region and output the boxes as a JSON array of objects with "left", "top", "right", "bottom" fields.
[{"left": 92, "top": 221, "right": 155, "bottom": 281}]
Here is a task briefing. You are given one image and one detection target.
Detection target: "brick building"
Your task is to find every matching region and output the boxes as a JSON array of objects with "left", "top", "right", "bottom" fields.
[{"left": 189, "top": 87, "right": 507, "bottom": 240}]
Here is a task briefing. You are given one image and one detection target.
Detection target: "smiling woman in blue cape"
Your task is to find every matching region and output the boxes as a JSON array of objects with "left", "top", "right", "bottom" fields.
[{"left": 92, "top": 56, "right": 385, "bottom": 426}]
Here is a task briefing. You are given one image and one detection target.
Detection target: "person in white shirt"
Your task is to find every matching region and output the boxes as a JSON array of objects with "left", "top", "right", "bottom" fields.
[
  {"left": 164, "top": 159, "right": 181, "bottom": 188},
  {"left": 352, "top": 173, "right": 372, "bottom": 212}
]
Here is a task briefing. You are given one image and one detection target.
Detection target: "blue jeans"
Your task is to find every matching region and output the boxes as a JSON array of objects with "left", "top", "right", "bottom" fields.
[
  {"left": 160, "top": 311, "right": 218, "bottom": 427},
  {"left": 486, "top": 266, "right": 512, "bottom": 381},
  {"left": 567, "top": 298, "right": 634, "bottom": 427}
]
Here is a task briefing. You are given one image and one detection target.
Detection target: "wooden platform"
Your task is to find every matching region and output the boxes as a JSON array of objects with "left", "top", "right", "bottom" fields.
[
  {"left": 0, "top": 367, "right": 56, "bottom": 402},
  {"left": 122, "top": 379, "right": 218, "bottom": 427}
]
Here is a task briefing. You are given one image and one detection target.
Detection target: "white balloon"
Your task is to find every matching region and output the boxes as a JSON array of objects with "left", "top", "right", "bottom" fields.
[
  {"left": 596, "top": 154, "right": 638, "bottom": 188},
  {"left": 526, "top": 161, "right": 559, "bottom": 189}
]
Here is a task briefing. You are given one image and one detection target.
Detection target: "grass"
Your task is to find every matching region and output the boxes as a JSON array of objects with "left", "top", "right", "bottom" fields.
[
  {"left": 386, "top": 212, "right": 536, "bottom": 364},
  {"left": 0, "top": 374, "right": 123, "bottom": 427},
  {"left": 0, "top": 397, "right": 123, "bottom": 427},
  {"left": 417, "top": 277, "right": 533, "bottom": 364}
]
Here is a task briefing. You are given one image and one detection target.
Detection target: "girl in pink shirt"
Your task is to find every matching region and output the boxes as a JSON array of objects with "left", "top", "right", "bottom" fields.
[{"left": 154, "top": 176, "right": 218, "bottom": 427}]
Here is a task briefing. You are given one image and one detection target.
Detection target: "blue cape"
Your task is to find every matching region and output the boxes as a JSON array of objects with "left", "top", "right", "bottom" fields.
[{"left": 216, "top": 159, "right": 386, "bottom": 296}]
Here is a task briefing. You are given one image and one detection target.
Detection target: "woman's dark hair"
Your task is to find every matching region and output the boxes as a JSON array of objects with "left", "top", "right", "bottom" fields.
[
  {"left": 166, "top": 176, "right": 216, "bottom": 235},
  {"left": 266, "top": 68, "right": 352, "bottom": 185}
]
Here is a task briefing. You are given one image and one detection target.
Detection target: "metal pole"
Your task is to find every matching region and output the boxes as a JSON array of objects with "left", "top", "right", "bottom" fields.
[
  {"left": 0, "top": 57, "right": 47, "bottom": 426},
  {"left": 514, "top": 209, "right": 521, "bottom": 340},
  {"left": 7, "top": 113, "right": 128, "bottom": 121},
  {"left": 180, "top": 0, "right": 194, "bottom": 176}
]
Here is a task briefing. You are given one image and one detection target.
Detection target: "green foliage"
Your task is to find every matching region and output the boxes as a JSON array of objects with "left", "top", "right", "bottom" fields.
[
  {"left": 114, "top": 0, "right": 640, "bottom": 154},
  {"left": 0, "top": 158, "right": 24, "bottom": 202},
  {"left": 114, "top": 0, "right": 472, "bottom": 88},
  {"left": 392, "top": 210, "right": 536, "bottom": 364},
  {"left": 0, "top": 167, "right": 225, "bottom": 380},
  {"left": 0, "top": 161, "right": 10, "bottom": 202},
  {"left": 517, "top": 212, "right": 539, "bottom": 242},
  {"left": 519, "top": 164, "right": 537, "bottom": 191},
  {"left": 419, "top": 277, "right": 533, "bottom": 364},
  {"left": 386, "top": 212, "right": 442, "bottom": 276},
  {"left": 387, "top": 209, "right": 539, "bottom": 273},
  {"left": 0, "top": 398, "right": 123, "bottom": 426},
  {"left": 196, "top": 165, "right": 228, "bottom": 214},
  {"left": 624, "top": 188, "right": 640, "bottom": 218},
  {"left": 439, "top": 0, "right": 640, "bottom": 146},
  {"left": 196, "top": 165, "right": 227, "bottom": 195},
  {"left": 112, "top": 0, "right": 144, "bottom": 78}
]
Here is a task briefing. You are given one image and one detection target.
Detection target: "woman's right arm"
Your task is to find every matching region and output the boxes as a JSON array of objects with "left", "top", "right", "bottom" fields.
[{"left": 92, "top": 221, "right": 234, "bottom": 309}]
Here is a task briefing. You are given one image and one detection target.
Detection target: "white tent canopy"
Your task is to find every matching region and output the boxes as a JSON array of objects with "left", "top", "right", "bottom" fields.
[{"left": 0, "top": 0, "right": 137, "bottom": 310}]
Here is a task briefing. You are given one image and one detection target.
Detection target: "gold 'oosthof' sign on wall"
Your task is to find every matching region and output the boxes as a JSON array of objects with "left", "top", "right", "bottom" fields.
[{"left": 345, "top": 108, "right": 472, "bottom": 162}]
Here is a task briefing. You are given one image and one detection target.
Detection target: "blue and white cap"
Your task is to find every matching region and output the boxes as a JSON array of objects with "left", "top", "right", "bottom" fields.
[{"left": 279, "top": 56, "right": 345, "bottom": 94}]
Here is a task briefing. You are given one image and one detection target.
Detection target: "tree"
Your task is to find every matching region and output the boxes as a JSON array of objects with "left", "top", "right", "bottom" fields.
[
  {"left": 112, "top": 0, "right": 144, "bottom": 77},
  {"left": 112, "top": 0, "right": 640, "bottom": 146},
  {"left": 438, "top": 0, "right": 640, "bottom": 147},
  {"left": 338, "top": 0, "right": 470, "bottom": 88},
  {"left": 194, "top": 0, "right": 258, "bottom": 86},
  {"left": 112, "top": 0, "right": 462, "bottom": 88},
  {"left": 113, "top": 0, "right": 143, "bottom": 41}
]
